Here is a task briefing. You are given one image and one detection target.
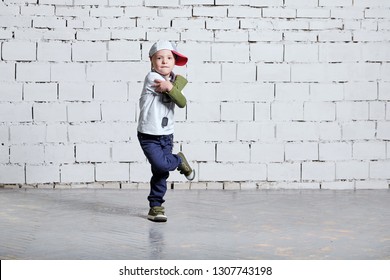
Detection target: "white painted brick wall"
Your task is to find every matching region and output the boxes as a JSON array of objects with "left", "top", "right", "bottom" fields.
[{"left": 1, "top": 1, "right": 389, "bottom": 189}]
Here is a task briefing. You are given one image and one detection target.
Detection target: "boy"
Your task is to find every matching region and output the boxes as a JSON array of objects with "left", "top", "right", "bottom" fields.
[{"left": 137, "top": 41, "right": 195, "bottom": 222}]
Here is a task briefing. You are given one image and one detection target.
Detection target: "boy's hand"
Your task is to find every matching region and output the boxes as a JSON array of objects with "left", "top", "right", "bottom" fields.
[{"left": 153, "top": 79, "right": 173, "bottom": 93}]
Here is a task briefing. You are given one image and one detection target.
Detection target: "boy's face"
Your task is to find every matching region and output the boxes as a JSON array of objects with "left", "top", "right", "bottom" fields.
[{"left": 151, "top": 49, "right": 175, "bottom": 77}]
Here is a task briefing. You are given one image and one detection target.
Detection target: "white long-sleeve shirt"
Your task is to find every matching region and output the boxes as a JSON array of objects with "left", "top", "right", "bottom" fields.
[{"left": 137, "top": 71, "right": 176, "bottom": 135}]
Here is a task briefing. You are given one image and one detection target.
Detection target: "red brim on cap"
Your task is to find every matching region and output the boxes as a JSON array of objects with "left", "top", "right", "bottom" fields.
[{"left": 172, "top": 50, "right": 188, "bottom": 66}]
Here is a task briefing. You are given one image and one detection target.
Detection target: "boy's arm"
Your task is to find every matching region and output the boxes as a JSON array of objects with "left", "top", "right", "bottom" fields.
[{"left": 166, "top": 75, "right": 188, "bottom": 108}]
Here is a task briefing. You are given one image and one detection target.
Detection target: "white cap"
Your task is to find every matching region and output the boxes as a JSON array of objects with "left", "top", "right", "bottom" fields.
[{"left": 149, "top": 41, "right": 188, "bottom": 66}]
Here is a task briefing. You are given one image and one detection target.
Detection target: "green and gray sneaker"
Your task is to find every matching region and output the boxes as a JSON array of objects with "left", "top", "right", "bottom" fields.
[
  {"left": 177, "top": 152, "right": 195, "bottom": 181},
  {"left": 147, "top": 206, "right": 167, "bottom": 222}
]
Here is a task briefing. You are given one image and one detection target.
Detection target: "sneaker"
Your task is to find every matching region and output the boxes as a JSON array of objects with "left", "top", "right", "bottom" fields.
[
  {"left": 147, "top": 206, "right": 167, "bottom": 222},
  {"left": 177, "top": 152, "right": 195, "bottom": 181}
]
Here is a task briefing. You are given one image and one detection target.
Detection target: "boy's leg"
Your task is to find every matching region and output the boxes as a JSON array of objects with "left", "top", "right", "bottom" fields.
[{"left": 138, "top": 133, "right": 181, "bottom": 207}]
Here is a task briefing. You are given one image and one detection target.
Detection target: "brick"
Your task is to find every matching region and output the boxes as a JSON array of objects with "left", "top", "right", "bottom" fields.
[
  {"left": 0, "top": 63, "right": 15, "bottom": 81},
  {"left": 101, "top": 102, "right": 135, "bottom": 122},
  {"left": 251, "top": 143, "right": 284, "bottom": 163},
  {"left": 68, "top": 123, "right": 131, "bottom": 143},
  {"left": 45, "top": 144, "right": 75, "bottom": 164},
  {"left": 353, "top": 141, "right": 386, "bottom": 160},
  {"left": 342, "top": 121, "right": 376, "bottom": 140},
  {"left": 34, "top": 103, "right": 67, "bottom": 122},
  {"left": 263, "top": 8, "right": 296, "bottom": 18},
  {"left": 59, "top": 83, "right": 93, "bottom": 101},
  {"left": 72, "top": 42, "right": 107, "bottom": 62},
  {"left": 0, "top": 164, "right": 25, "bottom": 184},
  {"left": 276, "top": 83, "right": 310, "bottom": 101},
  {"left": 250, "top": 43, "right": 284, "bottom": 62},
  {"left": 187, "top": 82, "right": 273, "bottom": 103},
  {"left": 46, "top": 124, "right": 68, "bottom": 143},
  {"left": 206, "top": 18, "right": 239, "bottom": 30},
  {"left": 199, "top": 162, "right": 266, "bottom": 181},
  {"left": 221, "top": 102, "right": 253, "bottom": 121},
  {"left": 254, "top": 102, "right": 271, "bottom": 121},
  {"left": 0, "top": 146, "right": 9, "bottom": 163},
  {"left": 10, "top": 145, "right": 44, "bottom": 164},
  {"left": 112, "top": 142, "right": 146, "bottom": 162},
  {"left": 23, "top": 83, "right": 58, "bottom": 101},
  {"left": 60, "top": 163, "right": 94, "bottom": 183},
  {"left": 10, "top": 125, "right": 46, "bottom": 144},
  {"left": 285, "top": 142, "right": 318, "bottom": 161},
  {"left": 51, "top": 63, "right": 86, "bottom": 82},
  {"left": 145, "top": 0, "right": 179, "bottom": 7},
  {"left": 108, "top": 41, "right": 140, "bottom": 61},
  {"left": 370, "top": 161, "right": 390, "bottom": 179},
  {"left": 310, "top": 83, "right": 344, "bottom": 101},
  {"left": 0, "top": 83, "right": 22, "bottom": 101},
  {"left": 319, "top": 0, "right": 352, "bottom": 6},
  {"left": 319, "top": 43, "right": 361, "bottom": 62},
  {"left": 129, "top": 162, "right": 152, "bottom": 182},
  {"left": 67, "top": 102, "right": 101, "bottom": 122},
  {"left": 181, "top": 143, "right": 215, "bottom": 162},
  {"left": 297, "top": 8, "right": 331, "bottom": 18},
  {"left": 175, "top": 122, "right": 236, "bottom": 142},
  {"left": 0, "top": 103, "right": 32, "bottom": 122},
  {"left": 187, "top": 63, "right": 221, "bottom": 82},
  {"left": 76, "top": 143, "right": 111, "bottom": 163},
  {"left": 181, "top": 29, "right": 214, "bottom": 42},
  {"left": 268, "top": 162, "right": 301, "bottom": 181},
  {"left": 37, "top": 41, "right": 71, "bottom": 62},
  {"left": 211, "top": 43, "right": 249, "bottom": 62},
  {"left": 94, "top": 82, "right": 128, "bottom": 101},
  {"left": 16, "top": 63, "right": 51, "bottom": 82},
  {"left": 248, "top": 30, "right": 283, "bottom": 41},
  {"left": 377, "top": 122, "right": 390, "bottom": 140},
  {"left": 302, "top": 162, "right": 335, "bottom": 181},
  {"left": 228, "top": 6, "right": 261, "bottom": 18},
  {"left": 124, "top": 6, "right": 157, "bottom": 17},
  {"left": 291, "top": 63, "right": 380, "bottom": 82},
  {"left": 319, "top": 122, "right": 342, "bottom": 140},
  {"left": 222, "top": 63, "right": 256, "bottom": 82},
  {"left": 96, "top": 163, "right": 130, "bottom": 181},
  {"left": 369, "top": 101, "right": 386, "bottom": 120},
  {"left": 102, "top": 18, "right": 136, "bottom": 28},
  {"left": 321, "top": 181, "right": 355, "bottom": 190},
  {"left": 2, "top": 41, "right": 36, "bottom": 61},
  {"left": 237, "top": 122, "right": 275, "bottom": 142},
  {"left": 319, "top": 142, "right": 352, "bottom": 160},
  {"left": 0, "top": 125, "right": 9, "bottom": 143},
  {"left": 217, "top": 143, "right": 250, "bottom": 162},
  {"left": 336, "top": 161, "right": 369, "bottom": 180},
  {"left": 272, "top": 101, "right": 303, "bottom": 121},
  {"left": 86, "top": 62, "right": 148, "bottom": 82},
  {"left": 33, "top": 17, "right": 66, "bottom": 29},
  {"left": 257, "top": 64, "right": 290, "bottom": 82},
  {"left": 304, "top": 102, "right": 335, "bottom": 121},
  {"left": 26, "top": 165, "right": 60, "bottom": 184},
  {"left": 336, "top": 101, "right": 369, "bottom": 120},
  {"left": 187, "top": 102, "right": 220, "bottom": 122},
  {"left": 285, "top": 44, "right": 318, "bottom": 63},
  {"left": 76, "top": 29, "right": 111, "bottom": 41},
  {"left": 193, "top": 6, "right": 227, "bottom": 17},
  {"left": 355, "top": 180, "right": 389, "bottom": 190},
  {"left": 215, "top": 30, "right": 249, "bottom": 42},
  {"left": 250, "top": 0, "right": 283, "bottom": 6},
  {"left": 277, "top": 122, "right": 318, "bottom": 141}
]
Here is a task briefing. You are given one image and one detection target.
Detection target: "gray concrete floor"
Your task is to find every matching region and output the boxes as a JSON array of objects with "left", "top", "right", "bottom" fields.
[{"left": 0, "top": 188, "right": 389, "bottom": 260}]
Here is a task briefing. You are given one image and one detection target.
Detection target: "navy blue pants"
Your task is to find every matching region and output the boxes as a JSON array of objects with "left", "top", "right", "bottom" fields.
[{"left": 137, "top": 132, "right": 181, "bottom": 207}]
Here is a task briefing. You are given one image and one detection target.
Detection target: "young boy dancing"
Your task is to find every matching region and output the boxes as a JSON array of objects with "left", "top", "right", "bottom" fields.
[{"left": 137, "top": 41, "right": 195, "bottom": 222}]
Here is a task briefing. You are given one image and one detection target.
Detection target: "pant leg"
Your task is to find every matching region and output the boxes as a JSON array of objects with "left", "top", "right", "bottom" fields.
[{"left": 137, "top": 133, "right": 181, "bottom": 207}]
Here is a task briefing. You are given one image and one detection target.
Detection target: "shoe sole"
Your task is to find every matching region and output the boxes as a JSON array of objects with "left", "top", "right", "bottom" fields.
[
  {"left": 185, "top": 169, "right": 196, "bottom": 181},
  {"left": 147, "top": 214, "right": 167, "bottom": 222}
]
